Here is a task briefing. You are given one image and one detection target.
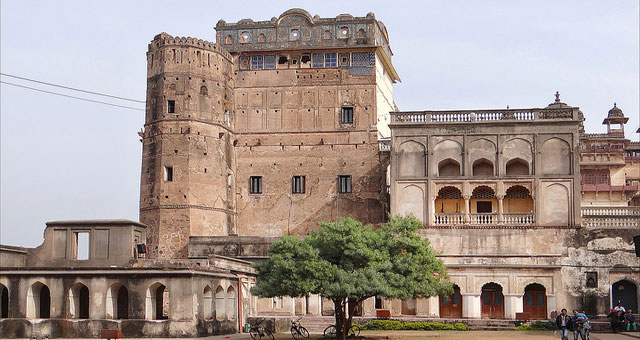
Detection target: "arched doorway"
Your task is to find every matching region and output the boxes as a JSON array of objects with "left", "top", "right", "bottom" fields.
[
  {"left": 440, "top": 285, "right": 462, "bottom": 318},
  {"left": 69, "top": 283, "right": 89, "bottom": 319},
  {"left": 523, "top": 283, "right": 547, "bottom": 319},
  {"left": 612, "top": 280, "right": 637, "bottom": 312},
  {"left": 481, "top": 283, "right": 504, "bottom": 319},
  {"left": 27, "top": 282, "right": 50, "bottom": 319},
  {"left": 0, "top": 284, "right": 8, "bottom": 318}
]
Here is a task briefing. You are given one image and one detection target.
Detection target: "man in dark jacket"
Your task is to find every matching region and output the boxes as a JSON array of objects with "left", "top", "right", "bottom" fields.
[{"left": 556, "top": 308, "right": 572, "bottom": 340}]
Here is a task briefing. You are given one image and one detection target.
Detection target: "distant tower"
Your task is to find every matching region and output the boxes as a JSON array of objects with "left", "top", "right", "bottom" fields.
[
  {"left": 140, "top": 33, "right": 236, "bottom": 259},
  {"left": 603, "top": 103, "right": 629, "bottom": 135}
]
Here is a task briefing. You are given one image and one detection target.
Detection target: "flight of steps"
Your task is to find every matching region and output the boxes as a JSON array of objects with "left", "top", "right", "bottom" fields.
[
  {"left": 465, "top": 319, "right": 518, "bottom": 331},
  {"left": 299, "top": 316, "right": 336, "bottom": 334}
]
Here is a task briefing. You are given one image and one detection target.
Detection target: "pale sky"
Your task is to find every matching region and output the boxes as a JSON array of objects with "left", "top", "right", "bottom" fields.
[{"left": 1, "top": 0, "right": 638, "bottom": 247}]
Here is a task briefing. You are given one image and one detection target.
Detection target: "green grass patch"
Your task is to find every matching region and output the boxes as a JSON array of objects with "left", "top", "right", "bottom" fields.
[
  {"left": 362, "top": 320, "right": 468, "bottom": 331},
  {"left": 515, "top": 321, "right": 555, "bottom": 331}
]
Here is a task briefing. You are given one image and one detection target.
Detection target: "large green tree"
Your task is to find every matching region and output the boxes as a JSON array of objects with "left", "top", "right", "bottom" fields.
[{"left": 251, "top": 216, "right": 451, "bottom": 340}]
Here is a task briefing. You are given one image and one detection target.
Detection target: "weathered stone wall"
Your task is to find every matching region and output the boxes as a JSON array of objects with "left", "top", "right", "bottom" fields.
[{"left": 140, "top": 33, "right": 236, "bottom": 259}]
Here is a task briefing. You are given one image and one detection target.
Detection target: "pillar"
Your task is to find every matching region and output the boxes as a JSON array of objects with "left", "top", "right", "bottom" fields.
[
  {"left": 464, "top": 195, "right": 471, "bottom": 223},
  {"left": 497, "top": 195, "right": 504, "bottom": 223},
  {"left": 504, "top": 294, "right": 522, "bottom": 319},
  {"left": 428, "top": 296, "right": 440, "bottom": 317},
  {"left": 462, "top": 293, "right": 481, "bottom": 318},
  {"left": 306, "top": 294, "right": 322, "bottom": 315},
  {"left": 547, "top": 294, "right": 557, "bottom": 319}
]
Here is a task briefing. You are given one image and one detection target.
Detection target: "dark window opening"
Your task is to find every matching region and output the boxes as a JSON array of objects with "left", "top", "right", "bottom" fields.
[
  {"left": 79, "top": 286, "right": 90, "bottom": 319},
  {"left": 338, "top": 175, "right": 352, "bottom": 193},
  {"left": 167, "top": 100, "right": 175, "bottom": 113},
  {"left": 341, "top": 107, "right": 354, "bottom": 124},
  {"left": 164, "top": 166, "right": 173, "bottom": 182},
  {"left": 586, "top": 272, "right": 598, "bottom": 288},
  {"left": 1, "top": 285, "right": 8, "bottom": 318},
  {"left": 292, "top": 176, "right": 306, "bottom": 194},
  {"left": 301, "top": 55, "right": 311, "bottom": 63},
  {"left": 250, "top": 176, "right": 262, "bottom": 194},
  {"left": 40, "top": 285, "right": 51, "bottom": 318},
  {"left": 477, "top": 201, "right": 492, "bottom": 213},
  {"left": 278, "top": 56, "right": 289, "bottom": 64},
  {"left": 374, "top": 296, "right": 383, "bottom": 309}
]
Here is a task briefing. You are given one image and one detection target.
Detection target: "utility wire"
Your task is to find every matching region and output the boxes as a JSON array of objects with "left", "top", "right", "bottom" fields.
[
  {"left": 1, "top": 81, "right": 145, "bottom": 112},
  {"left": 1, "top": 73, "right": 146, "bottom": 103}
]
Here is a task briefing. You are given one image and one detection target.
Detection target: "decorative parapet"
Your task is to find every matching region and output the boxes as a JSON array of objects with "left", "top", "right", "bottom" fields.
[
  {"left": 581, "top": 206, "right": 640, "bottom": 229},
  {"left": 149, "top": 32, "right": 232, "bottom": 61},
  {"left": 390, "top": 108, "right": 577, "bottom": 125},
  {"left": 378, "top": 138, "right": 391, "bottom": 152}
]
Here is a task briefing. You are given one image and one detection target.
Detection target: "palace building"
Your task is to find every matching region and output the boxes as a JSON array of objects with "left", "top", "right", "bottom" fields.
[{"left": 1, "top": 8, "right": 638, "bottom": 338}]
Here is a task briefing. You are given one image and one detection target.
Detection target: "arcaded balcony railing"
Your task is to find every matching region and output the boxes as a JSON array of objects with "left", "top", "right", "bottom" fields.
[
  {"left": 390, "top": 108, "right": 575, "bottom": 125},
  {"left": 433, "top": 212, "right": 534, "bottom": 226},
  {"left": 581, "top": 206, "right": 640, "bottom": 229}
]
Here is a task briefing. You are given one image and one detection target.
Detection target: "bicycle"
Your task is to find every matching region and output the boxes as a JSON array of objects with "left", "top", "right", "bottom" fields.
[
  {"left": 250, "top": 318, "right": 275, "bottom": 340},
  {"left": 290, "top": 316, "right": 309, "bottom": 339},
  {"left": 323, "top": 324, "right": 360, "bottom": 338}
]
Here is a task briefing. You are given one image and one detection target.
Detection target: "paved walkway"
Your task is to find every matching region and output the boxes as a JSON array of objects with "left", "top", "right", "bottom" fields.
[{"left": 591, "top": 332, "right": 640, "bottom": 340}]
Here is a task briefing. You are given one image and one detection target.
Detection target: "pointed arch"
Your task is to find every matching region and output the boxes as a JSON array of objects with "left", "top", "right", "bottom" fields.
[
  {"left": 69, "top": 282, "right": 89, "bottom": 319},
  {"left": 106, "top": 283, "right": 128, "bottom": 319},
  {"left": 203, "top": 285, "right": 213, "bottom": 320},
  {"left": 27, "top": 281, "right": 50, "bottom": 319},
  {"left": 215, "top": 286, "right": 225, "bottom": 320},
  {"left": 226, "top": 286, "right": 236, "bottom": 320}
]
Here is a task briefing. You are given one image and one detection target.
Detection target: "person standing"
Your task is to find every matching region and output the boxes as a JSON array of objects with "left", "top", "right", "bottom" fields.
[
  {"left": 556, "top": 308, "right": 572, "bottom": 340},
  {"left": 614, "top": 303, "right": 626, "bottom": 313},
  {"left": 572, "top": 309, "right": 588, "bottom": 340}
]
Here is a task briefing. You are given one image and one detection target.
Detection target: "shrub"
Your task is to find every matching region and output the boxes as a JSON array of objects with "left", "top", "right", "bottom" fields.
[
  {"left": 515, "top": 321, "right": 555, "bottom": 331},
  {"left": 362, "top": 320, "right": 467, "bottom": 331}
]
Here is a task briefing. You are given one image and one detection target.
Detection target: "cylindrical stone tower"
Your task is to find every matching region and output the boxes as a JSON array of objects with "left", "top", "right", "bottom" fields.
[{"left": 140, "top": 33, "right": 236, "bottom": 259}]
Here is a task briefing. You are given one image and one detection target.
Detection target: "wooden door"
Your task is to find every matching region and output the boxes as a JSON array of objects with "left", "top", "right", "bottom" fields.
[
  {"left": 523, "top": 286, "right": 547, "bottom": 319},
  {"left": 481, "top": 284, "right": 504, "bottom": 319},
  {"left": 440, "top": 286, "right": 462, "bottom": 318}
]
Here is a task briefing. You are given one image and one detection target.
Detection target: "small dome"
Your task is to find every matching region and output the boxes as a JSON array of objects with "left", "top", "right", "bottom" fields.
[
  {"left": 607, "top": 103, "right": 624, "bottom": 118},
  {"left": 545, "top": 91, "right": 571, "bottom": 108}
]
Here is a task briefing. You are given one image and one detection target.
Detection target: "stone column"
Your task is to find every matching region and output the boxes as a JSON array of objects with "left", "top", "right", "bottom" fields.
[
  {"left": 497, "top": 195, "right": 504, "bottom": 223},
  {"left": 464, "top": 195, "right": 471, "bottom": 224},
  {"left": 547, "top": 294, "right": 557, "bottom": 319},
  {"left": 462, "top": 293, "right": 481, "bottom": 318},
  {"left": 306, "top": 294, "right": 322, "bottom": 315},
  {"left": 428, "top": 296, "right": 440, "bottom": 317},
  {"left": 504, "top": 294, "right": 523, "bottom": 320}
]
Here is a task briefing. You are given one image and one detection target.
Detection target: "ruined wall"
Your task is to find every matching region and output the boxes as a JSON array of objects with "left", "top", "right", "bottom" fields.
[{"left": 140, "top": 33, "right": 236, "bottom": 259}]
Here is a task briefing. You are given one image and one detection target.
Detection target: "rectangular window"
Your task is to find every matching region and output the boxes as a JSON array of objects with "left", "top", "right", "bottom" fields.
[
  {"left": 586, "top": 272, "right": 598, "bottom": 288},
  {"left": 292, "top": 176, "right": 306, "bottom": 194},
  {"left": 325, "top": 53, "right": 337, "bottom": 67},
  {"left": 164, "top": 166, "right": 173, "bottom": 182},
  {"left": 264, "top": 55, "right": 276, "bottom": 69},
  {"left": 374, "top": 296, "right": 383, "bottom": 309},
  {"left": 251, "top": 55, "right": 263, "bottom": 70},
  {"left": 338, "top": 175, "right": 351, "bottom": 193},
  {"left": 250, "top": 176, "right": 262, "bottom": 194},
  {"left": 167, "top": 100, "right": 175, "bottom": 113},
  {"left": 341, "top": 107, "right": 354, "bottom": 124},
  {"left": 312, "top": 53, "right": 324, "bottom": 68},
  {"left": 74, "top": 231, "right": 90, "bottom": 260}
]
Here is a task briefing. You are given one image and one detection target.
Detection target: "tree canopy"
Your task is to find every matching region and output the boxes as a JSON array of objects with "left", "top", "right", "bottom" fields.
[{"left": 251, "top": 216, "right": 452, "bottom": 339}]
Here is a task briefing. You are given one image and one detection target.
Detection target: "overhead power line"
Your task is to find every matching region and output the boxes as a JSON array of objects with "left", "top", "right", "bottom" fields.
[
  {"left": 0, "top": 73, "right": 146, "bottom": 103},
  {"left": 1, "top": 81, "right": 145, "bottom": 112}
]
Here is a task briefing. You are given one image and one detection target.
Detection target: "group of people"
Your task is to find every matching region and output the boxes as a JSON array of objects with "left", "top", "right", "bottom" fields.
[
  {"left": 555, "top": 309, "right": 590, "bottom": 340},
  {"left": 608, "top": 303, "right": 637, "bottom": 332},
  {"left": 555, "top": 304, "right": 637, "bottom": 340}
]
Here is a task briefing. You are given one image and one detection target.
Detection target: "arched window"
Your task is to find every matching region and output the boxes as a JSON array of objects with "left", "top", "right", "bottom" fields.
[
  {"left": 226, "top": 286, "right": 236, "bottom": 320},
  {"left": 506, "top": 158, "right": 529, "bottom": 176},
  {"left": 257, "top": 33, "right": 266, "bottom": 43},
  {"left": 69, "top": 282, "right": 89, "bottom": 319},
  {"left": 0, "top": 284, "right": 8, "bottom": 318},
  {"left": 338, "top": 26, "right": 349, "bottom": 38},
  {"left": 106, "top": 283, "right": 128, "bottom": 319},
  {"left": 357, "top": 28, "right": 366, "bottom": 38},
  {"left": 472, "top": 158, "right": 494, "bottom": 176},
  {"left": 438, "top": 159, "right": 460, "bottom": 176},
  {"left": 215, "top": 286, "right": 225, "bottom": 320},
  {"left": 27, "top": 282, "right": 50, "bottom": 319},
  {"left": 203, "top": 286, "right": 213, "bottom": 320},
  {"left": 146, "top": 283, "right": 168, "bottom": 320},
  {"left": 323, "top": 30, "right": 332, "bottom": 39},
  {"left": 224, "top": 35, "right": 233, "bottom": 44},
  {"left": 200, "top": 86, "right": 208, "bottom": 96}
]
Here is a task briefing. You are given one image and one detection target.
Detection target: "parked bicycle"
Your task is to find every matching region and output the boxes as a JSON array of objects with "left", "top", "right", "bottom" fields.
[
  {"left": 290, "top": 316, "right": 309, "bottom": 339},
  {"left": 323, "top": 324, "right": 360, "bottom": 338},
  {"left": 250, "top": 318, "right": 275, "bottom": 340}
]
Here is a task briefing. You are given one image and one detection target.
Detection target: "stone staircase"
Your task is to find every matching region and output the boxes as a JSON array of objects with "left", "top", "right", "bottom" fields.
[{"left": 298, "top": 316, "right": 336, "bottom": 333}]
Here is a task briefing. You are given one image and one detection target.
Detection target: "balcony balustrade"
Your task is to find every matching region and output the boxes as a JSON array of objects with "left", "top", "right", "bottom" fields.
[
  {"left": 433, "top": 212, "right": 534, "bottom": 226},
  {"left": 581, "top": 206, "right": 640, "bottom": 229},
  {"left": 391, "top": 108, "right": 573, "bottom": 125}
]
